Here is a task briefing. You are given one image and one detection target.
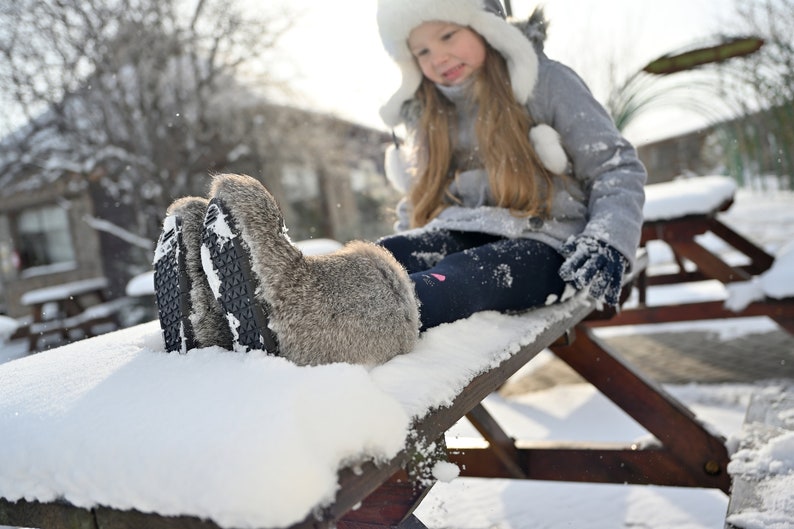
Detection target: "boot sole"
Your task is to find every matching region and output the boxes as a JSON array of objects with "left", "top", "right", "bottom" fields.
[
  {"left": 154, "top": 216, "right": 197, "bottom": 353},
  {"left": 202, "top": 199, "right": 279, "bottom": 355}
]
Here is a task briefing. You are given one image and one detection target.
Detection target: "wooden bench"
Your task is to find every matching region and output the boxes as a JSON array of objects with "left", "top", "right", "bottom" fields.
[
  {"left": 0, "top": 253, "right": 733, "bottom": 529},
  {"left": 18, "top": 277, "right": 124, "bottom": 352}
]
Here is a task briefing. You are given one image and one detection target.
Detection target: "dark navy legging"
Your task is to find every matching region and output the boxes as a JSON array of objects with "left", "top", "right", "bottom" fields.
[{"left": 377, "top": 230, "right": 566, "bottom": 330}]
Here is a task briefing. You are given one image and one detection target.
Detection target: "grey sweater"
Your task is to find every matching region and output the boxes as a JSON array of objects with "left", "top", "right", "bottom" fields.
[{"left": 389, "top": 43, "right": 647, "bottom": 271}]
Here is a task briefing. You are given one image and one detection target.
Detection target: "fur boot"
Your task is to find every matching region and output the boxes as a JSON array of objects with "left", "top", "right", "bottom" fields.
[
  {"left": 153, "top": 197, "right": 233, "bottom": 352},
  {"left": 201, "top": 173, "right": 420, "bottom": 366}
]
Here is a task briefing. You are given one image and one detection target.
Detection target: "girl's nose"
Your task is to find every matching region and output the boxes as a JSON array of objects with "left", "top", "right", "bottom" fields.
[{"left": 430, "top": 50, "right": 449, "bottom": 67}]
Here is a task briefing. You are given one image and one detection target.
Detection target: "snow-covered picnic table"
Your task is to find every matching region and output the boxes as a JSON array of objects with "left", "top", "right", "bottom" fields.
[
  {"left": 0, "top": 278, "right": 734, "bottom": 529},
  {"left": 15, "top": 276, "right": 127, "bottom": 351},
  {"left": 0, "top": 295, "right": 596, "bottom": 529},
  {"left": 600, "top": 175, "right": 794, "bottom": 334}
]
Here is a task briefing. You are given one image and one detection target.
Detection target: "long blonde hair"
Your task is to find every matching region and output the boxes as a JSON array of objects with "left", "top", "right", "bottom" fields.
[{"left": 409, "top": 45, "right": 556, "bottom": 228}]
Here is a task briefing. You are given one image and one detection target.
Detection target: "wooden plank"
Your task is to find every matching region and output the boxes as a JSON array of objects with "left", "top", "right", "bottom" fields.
[
  {"left": 643, "top": 265, "right": 761, "bottom": 287},
  {"left": 307, "top": 457, "right": 411, "bottom": 528},
  {"left": 338, "top": 469, "right": 432, "bottom": 528},
  {"left": 339, "top": 514, "right": 428, "bottom": 529},
  {"left": 705, "top": 218, "right": 775, "bottom": 275},
  {"left": 0, "top": 498, "right": 231, "bottom": 529},
  {"left": 586, "top": 299, "right": 794, "bottom": 333},
  {"left": 398, "top": 515, "right": 429, "bottom": 529},
  {"left": 411, "top": 303, "right": 595, "bottom": 445},
  {"left": 641, "top": 215, "right": 712, "bottom": 245},
  {"left": 639, "top": 213, "right": 773, "bottom": 291},
  {"left": 666, "top": 239, "right": 751, "bottom": 283},
  {"left": 774, "top": 316, "right": 794, "bottom": 335},
  {"left": 449, "top": 444, "right": 721, "bottom": 487}
]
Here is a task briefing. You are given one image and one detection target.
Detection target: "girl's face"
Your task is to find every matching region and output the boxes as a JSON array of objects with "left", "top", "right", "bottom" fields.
[{"left": 408, "top": 21, "right": 487, "bottom": 87}]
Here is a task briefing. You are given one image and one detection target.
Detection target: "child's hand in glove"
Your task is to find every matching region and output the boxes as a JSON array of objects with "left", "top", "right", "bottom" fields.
[{"left": 558, "top": 235, "right": 628, "bottom": 306}]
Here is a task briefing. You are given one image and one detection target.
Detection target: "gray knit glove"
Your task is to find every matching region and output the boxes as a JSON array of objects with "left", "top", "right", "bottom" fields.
[{"left": 559, "top": 235, "right": 628, "bottom": 306}]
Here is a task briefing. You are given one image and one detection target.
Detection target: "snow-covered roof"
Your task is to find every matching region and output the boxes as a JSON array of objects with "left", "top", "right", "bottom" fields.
[{"left": 726, "top": 241, "right": 794, "bottom": 309}]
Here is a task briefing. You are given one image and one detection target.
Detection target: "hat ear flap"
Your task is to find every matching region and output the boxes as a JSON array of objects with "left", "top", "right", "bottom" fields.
[
  {"left": 380, "top": 60, "right": 424, "bottom": 128},
  {"left": 469, "top": 11, "right": 538, "bottom": 104}
]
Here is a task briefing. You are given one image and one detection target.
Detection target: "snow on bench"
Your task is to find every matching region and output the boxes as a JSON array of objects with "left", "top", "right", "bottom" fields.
[
  {"left": 726, "top": 241, "right": 794, "bottom": 309},
  {"left": 19, "top": 277, "right": 110, "bottom": 307},
  {"left": 643, "top": 175, "right": 737, "bottom": 222},
  {"left": 0, "top": 294, "right": 592, "bottom": 529}
]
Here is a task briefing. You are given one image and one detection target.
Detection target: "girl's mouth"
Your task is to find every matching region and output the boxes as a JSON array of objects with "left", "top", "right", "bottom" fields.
[{"left": 442, "top": 64, "right": 466, "bottom": 82}]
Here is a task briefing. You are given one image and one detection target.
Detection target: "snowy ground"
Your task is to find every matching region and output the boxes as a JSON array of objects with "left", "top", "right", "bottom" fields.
[
  {"left": 414, "top": 380, "right": 786, "bottom": 529},
  {"left": 1, "top": 184, "right": 793, "bottom": 529}
]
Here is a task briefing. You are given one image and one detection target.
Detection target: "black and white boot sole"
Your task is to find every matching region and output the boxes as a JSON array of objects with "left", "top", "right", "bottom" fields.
[
  {"left": 153, "top": 216, "right": 197, "bottom": 353},
  {"left": 201, "top": 198, "right": 279, "bottom": 355}
]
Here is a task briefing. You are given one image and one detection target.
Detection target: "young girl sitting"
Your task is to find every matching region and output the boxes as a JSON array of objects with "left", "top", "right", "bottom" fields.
[
  {"left": 374, "top": 0, "right": 646, "bottom": 330},
  {"left": 153, "top": 0, "right": 646, "bottom": 366}
]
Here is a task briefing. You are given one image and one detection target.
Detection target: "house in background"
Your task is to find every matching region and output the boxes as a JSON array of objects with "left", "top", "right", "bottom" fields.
[
  {"left": 637, "top": 129, "right": 715, "bottom": 184},
  {"left": 0, "top": 106, "right": 398, "bottom": 320},
  {"left": 637, "top": 101, "right": 794, "bottom": 187},
  {"left": 0, "top": 170, "right": 105, "bottom": 318}
]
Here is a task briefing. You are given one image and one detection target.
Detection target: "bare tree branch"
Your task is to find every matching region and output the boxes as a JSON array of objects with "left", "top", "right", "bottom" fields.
[{"left": 0, "top": 0, "right": 295, "bottom": 238}]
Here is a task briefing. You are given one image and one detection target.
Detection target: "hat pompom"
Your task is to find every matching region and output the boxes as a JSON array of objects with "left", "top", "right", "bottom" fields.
[
  {"left": 384, "top": 143, "right": 412, "bottom": 193},
  {"left": 530, "top": 124, "right": 568, "bottom": 174}
]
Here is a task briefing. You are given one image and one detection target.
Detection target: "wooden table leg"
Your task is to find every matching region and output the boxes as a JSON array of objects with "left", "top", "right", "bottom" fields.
[{"left": 550, "top": 324, "right": 731, "bottom": 493}]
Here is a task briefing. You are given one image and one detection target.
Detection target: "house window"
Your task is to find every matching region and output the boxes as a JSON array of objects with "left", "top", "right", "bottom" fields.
[{"left": 15, "top": 205, "right": 76, "bottom": 271}]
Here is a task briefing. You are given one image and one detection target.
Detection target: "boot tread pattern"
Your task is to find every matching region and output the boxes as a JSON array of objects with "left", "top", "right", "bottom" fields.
[
  {"left": 202, "top": 199, "right": 279, "bottom": 355},
  {"left": 154, "top": 217, "right": 197, "bottom": 353}
]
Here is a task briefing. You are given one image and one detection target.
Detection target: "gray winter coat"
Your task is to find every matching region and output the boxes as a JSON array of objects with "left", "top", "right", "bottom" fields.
[{"left": 387, "top": 32, "right": 647, "bottom": 271}]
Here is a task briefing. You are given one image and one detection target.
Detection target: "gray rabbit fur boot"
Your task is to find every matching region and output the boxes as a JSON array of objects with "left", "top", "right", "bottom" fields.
[
  {"left": 154, "top": 197, "right": 233, "bottom": 352},
  {"left": 201, "top": 173, "right": 420, "bottom": 366}
]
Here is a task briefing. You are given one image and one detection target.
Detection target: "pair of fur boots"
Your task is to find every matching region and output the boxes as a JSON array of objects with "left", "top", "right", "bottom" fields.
[{"left": 153, "top": 173, "right": 420, "bottom": 366}]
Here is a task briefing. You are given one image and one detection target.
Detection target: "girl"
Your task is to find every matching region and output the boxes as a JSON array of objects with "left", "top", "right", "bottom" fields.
[
  {"left": 374, "top": 0, "right": 646, "bottom": 331},
  {"left": 153, "top": 0, "right": 645, "bottom": 366}
]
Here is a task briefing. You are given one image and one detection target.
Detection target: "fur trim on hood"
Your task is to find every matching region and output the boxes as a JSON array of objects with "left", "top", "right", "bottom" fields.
[{"left": 377, "top": 1, "right": 548, "bottom": 127}]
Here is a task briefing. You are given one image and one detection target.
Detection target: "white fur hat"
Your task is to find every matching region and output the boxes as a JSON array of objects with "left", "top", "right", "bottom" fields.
[{"left": 377, "top": 0, "right": 539, "bottom": 127}]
